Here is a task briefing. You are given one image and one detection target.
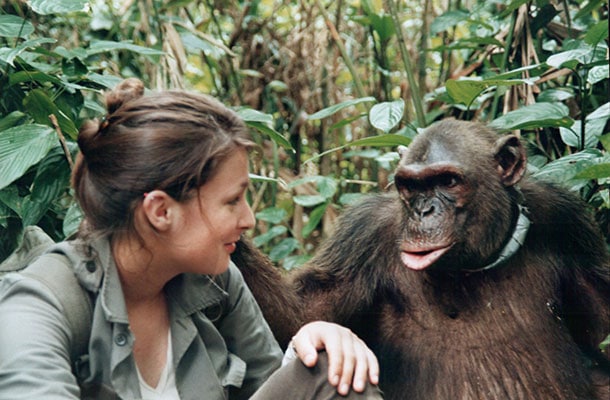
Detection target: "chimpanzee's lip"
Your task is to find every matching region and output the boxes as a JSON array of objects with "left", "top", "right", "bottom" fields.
[{"left": 400, "top": 244, "right": 453, "bottom": 271}]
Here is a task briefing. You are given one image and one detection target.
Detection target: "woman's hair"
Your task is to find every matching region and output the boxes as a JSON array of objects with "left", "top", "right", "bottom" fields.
[{"left": 71, "top": 78, "right": 254, "bottom": 238}]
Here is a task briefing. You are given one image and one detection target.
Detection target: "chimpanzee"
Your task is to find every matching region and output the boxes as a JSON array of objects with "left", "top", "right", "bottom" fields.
[{"left": 235, "top": 119, "right": 610, "bottom": 399}]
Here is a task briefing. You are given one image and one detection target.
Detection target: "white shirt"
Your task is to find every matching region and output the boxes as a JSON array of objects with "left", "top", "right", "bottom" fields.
[{"left": 137, "top": 331, "right": 181, "bottom": 400}]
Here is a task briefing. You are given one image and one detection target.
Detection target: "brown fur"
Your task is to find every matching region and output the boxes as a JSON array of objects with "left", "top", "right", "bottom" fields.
[{"left": 233, "top": 120, "right": 610, "bottom": 399}]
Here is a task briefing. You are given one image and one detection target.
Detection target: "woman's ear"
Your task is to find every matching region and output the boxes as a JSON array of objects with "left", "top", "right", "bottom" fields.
[{"left": 141, "top": 190, "right": 175, "bottom": 231}]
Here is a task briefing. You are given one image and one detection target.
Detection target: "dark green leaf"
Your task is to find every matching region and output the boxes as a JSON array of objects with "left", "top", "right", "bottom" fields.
[
  {"left": 23, "top": 89, "right": 78, "bottom": 137},
  {"left": 0, "top": 112, "right": 28, "bottom": 131},
  {"left": 302, "top": 203, "right": 328, "bottom": 238}
]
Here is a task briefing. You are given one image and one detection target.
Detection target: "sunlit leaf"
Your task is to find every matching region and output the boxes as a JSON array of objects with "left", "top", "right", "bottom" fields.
[
  {"left": 307, "top": 97, "right": 376, "bottom": 120},
  {"left": 28, "top": 0, "right": 89, "bottom": 15},
  {"left": 575, "top": 163, "right": 610, "bottom": 180},
  {"left": 0, "top": 15, "right": 34, "bottom": 38},
  {"left": 87, "top": 40, "right": 164, "bottom": 57},
  {"left": 0, "top": 125, "right": 56, "bottom": 190},
  {"left": 293, "top": 195, "right": 326, "bottom": 207},
  {"left": 369, "top": 99, "right": 404, "bottom": 133},
  {"left": 255, "top": 207, "right": 287, "bottom": 224},
  {"left": 0, "top": 38, "right": 56, "bottom": 66},
  {"left": 489, "top": 103, "right": 572, "bottom": 131},
  {"left": 446, "top": 78, "right": 535, "bottom": 107}
]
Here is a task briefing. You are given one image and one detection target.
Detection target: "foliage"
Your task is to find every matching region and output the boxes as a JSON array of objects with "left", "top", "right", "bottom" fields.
[{"left": 0, "top": 0, "right": 608, "bottom": 267}]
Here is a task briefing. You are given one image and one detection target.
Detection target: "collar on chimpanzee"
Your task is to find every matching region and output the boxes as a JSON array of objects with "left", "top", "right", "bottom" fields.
[{"left": 465, "top": 203, "right": 531, "bottom": 273}]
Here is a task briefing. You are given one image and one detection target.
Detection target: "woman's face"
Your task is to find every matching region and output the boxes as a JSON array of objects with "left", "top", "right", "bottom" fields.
[{"left": 168, "top": 147, "right": 255, "bottom": 275}]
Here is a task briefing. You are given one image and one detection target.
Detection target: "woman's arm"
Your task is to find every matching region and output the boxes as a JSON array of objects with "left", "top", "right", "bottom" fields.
[{"left": 0, "top": 274, "right": 81, "bottom": 399}]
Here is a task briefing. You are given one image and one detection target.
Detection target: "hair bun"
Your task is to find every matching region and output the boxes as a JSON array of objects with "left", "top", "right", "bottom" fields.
[{"left": 106, "top": 78, "right": 145, "bottom": 114}]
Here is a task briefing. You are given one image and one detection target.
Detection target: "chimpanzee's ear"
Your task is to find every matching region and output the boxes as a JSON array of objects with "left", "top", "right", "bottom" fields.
[{"left": 493, "top": 135, "right": 526, "bottom": 186}]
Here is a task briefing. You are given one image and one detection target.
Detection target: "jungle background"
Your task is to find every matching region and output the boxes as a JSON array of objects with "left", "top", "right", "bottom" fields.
[{"left": 0, "top": 0, "right": 608, "bottom": 271}]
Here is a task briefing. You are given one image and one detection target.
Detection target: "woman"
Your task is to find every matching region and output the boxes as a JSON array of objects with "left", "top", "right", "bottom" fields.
[{"left": 0, "top": 79, "right": 381, "bottom": 399}]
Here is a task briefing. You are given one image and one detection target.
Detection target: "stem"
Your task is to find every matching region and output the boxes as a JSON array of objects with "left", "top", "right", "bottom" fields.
[
  {"left": 489, "top": 9, "right": 517, "bottom": 121},
  {"left": 314, "top": 0, "right": 367, "bottom": 98},
  {"left": 385, "top": 0, "right": 426, "bottom": 128}
]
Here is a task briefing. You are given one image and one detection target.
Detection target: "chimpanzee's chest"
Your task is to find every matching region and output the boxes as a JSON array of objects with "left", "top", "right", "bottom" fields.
[{"left": 369, "top": 266, "right": 593, "bottom": 400}]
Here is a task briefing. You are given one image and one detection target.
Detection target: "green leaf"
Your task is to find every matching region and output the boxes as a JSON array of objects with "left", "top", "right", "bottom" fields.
[
  {"left": 370, "top": 14, "right": 395, "bottom": 42},
  {"left": 339, "top": 193, "right": 366, "bottom": 206},
  {"left": 532, "top": 149, "right": 603, "bottom": 189},
  {"left": 0, "top": 111, "right": 28, "bottom": 131},
  {"left": 430, "top": 10, "right": 470, "bottom": 34},
  {"left": 0, "top": 125, "right": 56, "bottom": 190},
  {"left": 269, "top": 238, "right": 300, "bottom": 261},
  {"left": 489, "top": 103, "right": 573, "bottom": 131},
  {"left": 293, "top": 194, "right": 326, "bottom": 207},
  {"left": 87, "top": 40, "right": 164, "bottom": 57},
  {"left": 302, "top": 203, "right": 328, "bottom": 238},
  {"left": 0, "top": 15, "right": 34, "bottom": 38},
  {"left": 369, "top": 99, "right": 404, "bottom": 133},
  {"left": 574, "top": 163, "right": 610, "bottom": 180},
  {"left": 252, "top": 225, "right": 287, "bottom": 247},
  {"left": 584, "top": 20, "right": 609, "bottom": 47},
  {"left": 28, "top": 0, "right": 89, "bottom": 15},
  {"left": 537, "top": 88, "right": 574, "bottom": 103},
  {"left": 307, "top": 97, "right": 376, "bottom": 120},
  {"left": 237, "top": 108, "right": 273, "bottom": 124},
  {"left": 23, "top": 89, "right": 78, "bottom": 138},
  {"left": 255, "top": 207, "right": 287, "bottom": 224},
  {"left": 63, "top": 202, "right": 83, "bottom": 238},
  {"left": 0, "top": 38, "right": 56, "bottom": 66},
  {"left": 446, "top": 78, "right": 534, "bottom": 107},
  {"left": 245, "top": 121, "right": 293, "bottom": 152}
]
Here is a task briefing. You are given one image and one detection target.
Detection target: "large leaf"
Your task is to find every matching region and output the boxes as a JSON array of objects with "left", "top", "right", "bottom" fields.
[
  {"left": 532, "top": 149, "right": 603, "bottom": 189},
  {"left": 87, "top": 40, "right": 164, "bottom": 57},
  {"left": 489, "top": 103, "right": 573, "bottom": 131},
  {"left": 0, "top": 38, "right": 56, "bottom": 66},
  {"left": 28, "top": 0, "right": 89, "bottom": 15},
  {"left": 430, "top": 10, "right": 470, "bottom": 34},
  {"left": 23, "top": 89, "right": 78, "bottom": 138},
  {"left": 0, "top": 125, "right": 56, "bottom": 190},
  {"left": 446, "top": 78, "right": 535, "bottom": 107},
  {"left": 255, "top": 207, "right": 287, "bottom": 224},
  {"left": 307, "top": 97, "right": 376, "bottom": 120},
  {"left": 369, "top": 99, "right": 404, "bottom": 133},
  {"left": 0, "top": 15, "right": 34, "bottom": 38}
]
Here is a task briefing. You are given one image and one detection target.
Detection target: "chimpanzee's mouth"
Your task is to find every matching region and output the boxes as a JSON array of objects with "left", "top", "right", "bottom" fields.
[{"left": 400, "top": 245, "right": 452, "bottom": 271}]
